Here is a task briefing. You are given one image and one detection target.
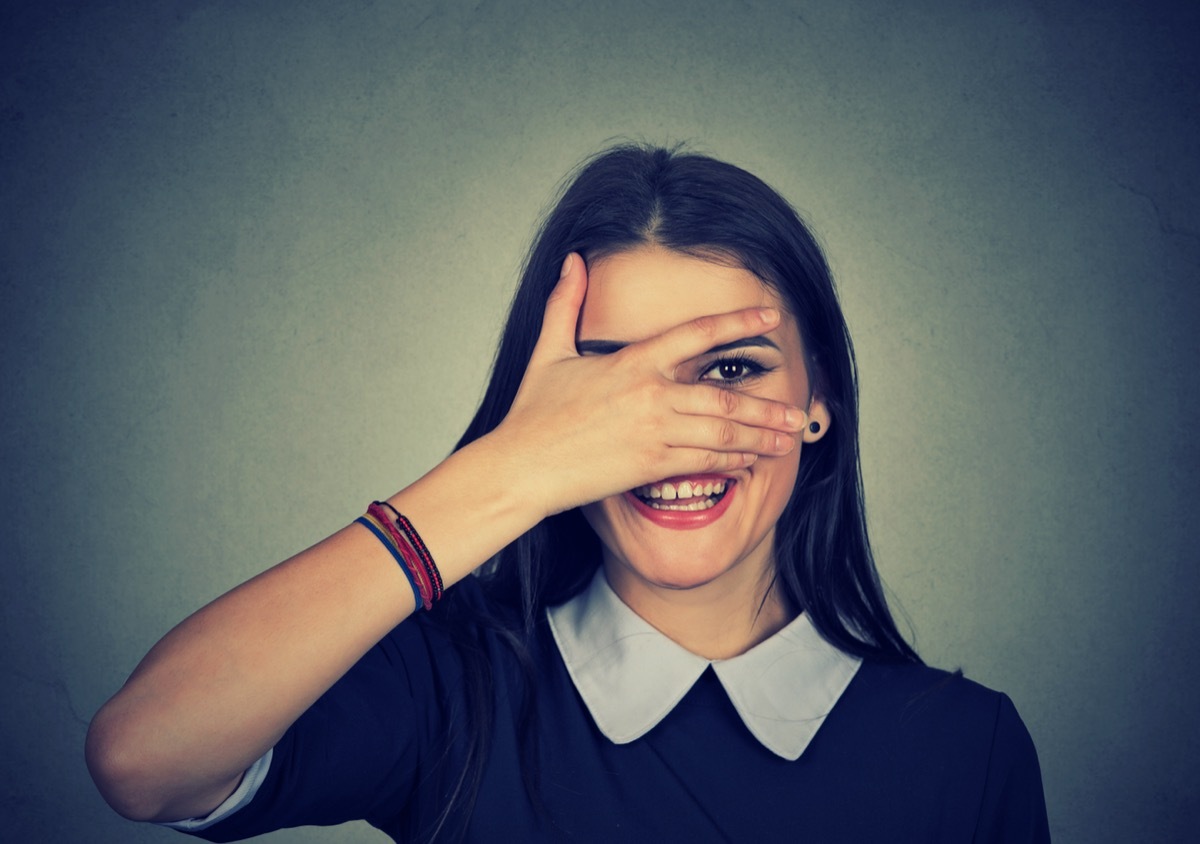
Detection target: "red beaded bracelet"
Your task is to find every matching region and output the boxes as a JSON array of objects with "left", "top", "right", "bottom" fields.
[
  {"left": 356, "top": 502, "right": 441, "bottom": 611},
  {"left": 378, "top": 501, "right": 443, "bottom": 604}
]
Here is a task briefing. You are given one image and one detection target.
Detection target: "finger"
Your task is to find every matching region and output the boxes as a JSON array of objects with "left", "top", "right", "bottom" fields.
[
  {"left": 529, "top": 253, "right": 587, "bottom": 363},
  {"left": 658, "top": 448, "right": 760, "bottom": 475},
  {"left": 638, "top": 307, "right": 781, "bottom": 372},
  {"left": 667, "top": 416, "right": 797, "bottom": 457},
  {"left": 670, "top": 383, "right": 807, "bottom": 433}
]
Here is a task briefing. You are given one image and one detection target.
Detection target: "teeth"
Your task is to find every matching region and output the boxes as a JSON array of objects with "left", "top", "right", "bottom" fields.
[
  {"left": 637, "top": 479, "right": 731, "bottom": 502},
  {"left": 644, "top": 497, "right": 717, "bottom": 511}
]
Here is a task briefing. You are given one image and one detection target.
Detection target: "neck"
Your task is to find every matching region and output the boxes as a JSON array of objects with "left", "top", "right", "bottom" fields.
[{"left": 602, "top": 557, "right": 794, "bottom": 660}]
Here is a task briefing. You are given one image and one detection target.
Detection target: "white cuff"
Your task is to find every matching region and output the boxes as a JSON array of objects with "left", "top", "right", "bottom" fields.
[{"left": 156, "top": 748, "right": 273, "bottom": 832}]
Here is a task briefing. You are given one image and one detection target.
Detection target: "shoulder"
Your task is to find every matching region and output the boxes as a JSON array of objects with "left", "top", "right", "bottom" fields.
[
  {"left": 833, "top": 660, "right": 1034, "bottom": 757},
  {"left": 812, "top": 660, "right": 1049, "bottom": 842},
  {"left": 817, "top": 661, "right": 1033, "bottom": 787},
  {"left": 846, "top": 660, "right": 1008, "bottom": 721}
]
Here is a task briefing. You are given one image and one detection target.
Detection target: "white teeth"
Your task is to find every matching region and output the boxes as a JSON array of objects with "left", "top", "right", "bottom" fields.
[
  {"left": 645, "top": 497, "right": 717, "bottom": 511},
  {"left": 638, "top": 477, "right": 729, "bottom": 504}
]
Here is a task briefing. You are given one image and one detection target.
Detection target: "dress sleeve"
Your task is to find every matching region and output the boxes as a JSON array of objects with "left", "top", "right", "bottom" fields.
[
  {"left": 973, "top": 693, "right": 1052, "bottom": 843},
  {"left": 157, "top": 749, "right": 274, "bottom": 833},
  {"left": 174, "top": 620, "right": 435, "bottom": 842}
]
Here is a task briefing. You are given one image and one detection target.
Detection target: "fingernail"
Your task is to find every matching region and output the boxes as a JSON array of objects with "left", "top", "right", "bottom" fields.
[
  {"left": 559, "top": 254, "right": 574, "bottom": 279},
  {"left": 784, "top": 407, "right": 806, "bottom": 428},
  {"left": 776, "top": 433, "right": 795, "bottom": 453},
  {"left": 758, "top": 307, "right": 779, "bottom": 324}
]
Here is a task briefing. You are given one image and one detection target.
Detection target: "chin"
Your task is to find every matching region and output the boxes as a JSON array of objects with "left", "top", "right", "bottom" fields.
[
  {"left": 581, "top": 480, "right": 778, "bottom": 597},
  {"left": 608, "top": 550, "right": 735, "bottom": 591}
]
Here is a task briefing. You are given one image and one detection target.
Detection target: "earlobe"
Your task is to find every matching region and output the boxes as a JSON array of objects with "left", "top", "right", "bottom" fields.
[{"left": 802, "top": 398, "right": 831, "bottom": 443}]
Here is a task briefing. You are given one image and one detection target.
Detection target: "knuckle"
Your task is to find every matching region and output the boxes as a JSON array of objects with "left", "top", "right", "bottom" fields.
[
  {"left": 635, "top": 452, "right": 656, "bottom": 478},
  {"left": 718, "top": 420, "right": 737, "bottom": 447},
  {"left": 690, "top": 314, "right": 720, "bottom": 339},
  {"left": 640, "top": 380, "right": 668, "bottom": 410},
  {"left": 646, "top": 413, "right": 667, "bottom": 439},
  {"left": 718, "top": 387, "right": 739, "bottom": 415},
  {"left": 699, "top": 450, "right": 721, "bottom": 472},
  {"left": 621, "top": 343, "right": 648, "bottom": 367}
]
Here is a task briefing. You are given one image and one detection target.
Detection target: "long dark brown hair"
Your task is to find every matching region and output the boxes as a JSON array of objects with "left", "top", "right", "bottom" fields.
[{"left": 422, "top": 143, "right": 919, "bottom": 840}]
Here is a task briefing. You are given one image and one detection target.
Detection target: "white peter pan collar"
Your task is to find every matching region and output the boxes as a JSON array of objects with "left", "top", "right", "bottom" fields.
[{"left": 547, "top": 568, "right": 862, "bottom": 761}]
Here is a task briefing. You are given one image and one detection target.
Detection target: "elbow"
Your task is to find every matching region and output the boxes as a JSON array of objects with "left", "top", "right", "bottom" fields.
[{"left": 85, "top": 703, "right": 170, "bottom": 822}]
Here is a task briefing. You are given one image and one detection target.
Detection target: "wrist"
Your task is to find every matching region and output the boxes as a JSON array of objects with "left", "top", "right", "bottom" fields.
[
  {"left": 470, "top": 425, "right": 558, "bottom": 522},
  {"left": 384, "top": 433, "right": 550, "bottom": 587}
]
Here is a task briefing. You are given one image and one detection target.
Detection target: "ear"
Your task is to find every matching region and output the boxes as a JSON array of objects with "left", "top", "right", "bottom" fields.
[{"left": 802, "top": 396, "right": 831, "bottom": 444}]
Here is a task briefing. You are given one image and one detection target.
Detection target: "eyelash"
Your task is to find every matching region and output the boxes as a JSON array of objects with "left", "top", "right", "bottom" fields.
[{"left": 698, "top": 354, "right": 775, "bottom": 386}]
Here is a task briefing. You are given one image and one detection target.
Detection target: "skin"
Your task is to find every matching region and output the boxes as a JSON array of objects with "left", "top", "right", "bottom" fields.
[
  {"left": 577, "top": 246, "right": 829, "bottom": 659},
  {"left": 84, "top": 251, "right": 817, "bottom": 823}
]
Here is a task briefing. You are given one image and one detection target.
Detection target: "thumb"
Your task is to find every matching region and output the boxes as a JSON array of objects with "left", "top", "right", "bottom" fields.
[{"left": 530, "top": 253, "right": 587, "bottom": 363}]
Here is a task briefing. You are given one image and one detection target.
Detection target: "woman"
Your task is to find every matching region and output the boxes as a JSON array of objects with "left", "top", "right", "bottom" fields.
[{"left": 86, "top": 145, "right": 1050, "bottom": 842}]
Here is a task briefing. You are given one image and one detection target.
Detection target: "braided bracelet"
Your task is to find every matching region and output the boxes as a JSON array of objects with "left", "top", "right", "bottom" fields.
[
  {"left": 380, "top": 501, "right": 443, "bottom": 603},
  {"left": 355, "top": 502, "right": 442, "bottom": 611}
]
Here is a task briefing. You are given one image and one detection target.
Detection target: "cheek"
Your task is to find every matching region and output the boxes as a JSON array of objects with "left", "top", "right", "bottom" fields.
[
  {"left": 581, "top": 493, "right": 650, "bottom": 561},
  {"left": 756, "top": 449, "right": 802, "bottom": 515},
  {"left": 786, "top": 366, "right": 811, "bottom": 408}
]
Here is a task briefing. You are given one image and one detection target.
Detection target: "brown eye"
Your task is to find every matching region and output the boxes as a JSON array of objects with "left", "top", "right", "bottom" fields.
[
  {"left": 699, "top": 357, "right": 770, "bottom": 385},
  {"left": 718, "top": 361, "right": 745, "bottom": 380}
]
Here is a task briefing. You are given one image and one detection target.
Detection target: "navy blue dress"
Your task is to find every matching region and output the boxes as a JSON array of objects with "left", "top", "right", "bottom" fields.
[{"left": 182, "top": 579, "right": 1050, "bottom": 842}]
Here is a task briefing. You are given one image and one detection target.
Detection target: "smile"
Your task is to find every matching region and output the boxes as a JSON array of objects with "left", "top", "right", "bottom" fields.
[
  {"left": 623, "top": 475, "right": 737, "bottom": 529},
  {"left": 632, "top": 479, "right": 728, "bottom": 511}
]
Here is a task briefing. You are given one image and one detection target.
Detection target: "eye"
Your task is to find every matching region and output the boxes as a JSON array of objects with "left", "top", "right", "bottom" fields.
[{"left": 698, "top": 355, "right": 772, "bottom": 386}]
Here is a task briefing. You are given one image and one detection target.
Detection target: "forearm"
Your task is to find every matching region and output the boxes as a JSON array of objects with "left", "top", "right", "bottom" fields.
[
  {"left": 86, "top": 433, "right": 545, "bottom": 823},
  {"left": 86, "top": 257, "right": 807, "bottom": 823},
  {"left": 384, "top": 432, "right": 554, "bottom": 577}
]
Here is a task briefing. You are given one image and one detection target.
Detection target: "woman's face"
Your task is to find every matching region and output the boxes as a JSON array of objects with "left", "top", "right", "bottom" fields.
[{"left": 578, "top": 245, "right": 822, "bottom": 604}]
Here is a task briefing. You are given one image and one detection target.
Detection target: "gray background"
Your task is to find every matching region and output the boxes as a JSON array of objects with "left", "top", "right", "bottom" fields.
[{"left": 3, "top": 1, "right": 1197, "bottom": 841}]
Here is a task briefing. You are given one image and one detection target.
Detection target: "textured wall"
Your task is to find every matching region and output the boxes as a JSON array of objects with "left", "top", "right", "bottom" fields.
[{"left": 3, "top": 1, "right": 1197, "bottom": 841}]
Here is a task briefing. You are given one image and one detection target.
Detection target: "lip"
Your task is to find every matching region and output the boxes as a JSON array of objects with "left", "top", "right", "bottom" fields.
[{"left": 623, "top": 478, "right": 737, "bottom": 530}]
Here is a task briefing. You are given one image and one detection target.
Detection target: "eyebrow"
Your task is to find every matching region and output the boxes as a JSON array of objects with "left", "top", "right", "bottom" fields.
[{"left": 576, "top": 335, "right": 781, "bottom": 356}]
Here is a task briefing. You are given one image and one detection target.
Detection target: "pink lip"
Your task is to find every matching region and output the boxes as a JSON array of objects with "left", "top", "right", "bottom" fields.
[{"left": 623, "top": 479, "right": 737, "bottom": 530}]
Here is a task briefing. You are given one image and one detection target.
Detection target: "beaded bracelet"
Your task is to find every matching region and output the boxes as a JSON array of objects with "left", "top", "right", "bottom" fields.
[
  {"left": 380, "top": 501, "right": 444, "bottom": 603},
  {"left": 355, "top": 502, "right": 442, "bottom": 611}
]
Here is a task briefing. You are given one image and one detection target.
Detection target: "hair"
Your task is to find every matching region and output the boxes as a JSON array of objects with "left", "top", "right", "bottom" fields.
[{"left": 420, "top": 143, "right": 920, "bottom": 840}]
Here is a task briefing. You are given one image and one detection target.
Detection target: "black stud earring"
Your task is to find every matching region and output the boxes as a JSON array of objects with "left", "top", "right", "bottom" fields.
[{"left": 808, "top": 421, "right": 821, "bottom": 434}]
